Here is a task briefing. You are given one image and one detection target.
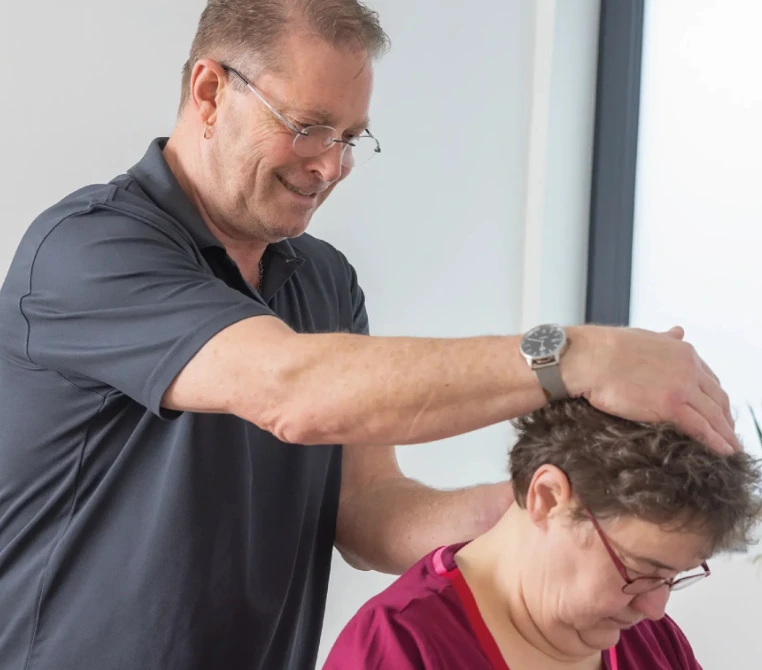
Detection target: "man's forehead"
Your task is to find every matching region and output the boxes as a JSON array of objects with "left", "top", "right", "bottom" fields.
[
  {"left": 286, "top": 101, "right": 371, "bottom": 130},
  {"left": 269, "top": 40, "right": 374, "bottom": 129},
  {"left": 250, "top": 70, "right": 372, "bottom": 130}
]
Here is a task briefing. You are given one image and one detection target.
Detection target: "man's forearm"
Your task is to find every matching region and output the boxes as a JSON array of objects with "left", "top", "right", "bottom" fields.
[
  {"left": 262, "top": 328, "right": 588, "bottom": 447},
  {"left": 173, "top": 314, "right": 739, "bottom": 456},
  {"left": 335, "top": 476, "right": 514, "bottom": 575}
]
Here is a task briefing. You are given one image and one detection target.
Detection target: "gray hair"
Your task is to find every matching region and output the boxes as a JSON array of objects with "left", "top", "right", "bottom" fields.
[{"left": 179, "top": 0, "right": 390, "bottom": 111}]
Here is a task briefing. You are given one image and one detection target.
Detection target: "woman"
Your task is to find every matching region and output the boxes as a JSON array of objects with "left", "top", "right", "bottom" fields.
[{"left": 323, "top": 400, "right": 761, "bottom": 669}]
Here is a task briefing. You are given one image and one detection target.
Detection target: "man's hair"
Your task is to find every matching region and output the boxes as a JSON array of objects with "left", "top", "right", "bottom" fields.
[
  {"left": 510, "top": 399, "right": 762, "bottom": 554},
  {"left": 179, "top": 0, "right": 390, "bottom": 111}
]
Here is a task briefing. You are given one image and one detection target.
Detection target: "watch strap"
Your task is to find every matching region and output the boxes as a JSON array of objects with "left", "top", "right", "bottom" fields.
[{"left": 535, "top": 363, "right": 568, "bottom": 402}]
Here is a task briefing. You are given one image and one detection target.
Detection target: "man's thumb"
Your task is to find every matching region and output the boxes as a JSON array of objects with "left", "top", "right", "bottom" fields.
[{"left": 664, "top": 325, "right": 685, "bottom": 340}]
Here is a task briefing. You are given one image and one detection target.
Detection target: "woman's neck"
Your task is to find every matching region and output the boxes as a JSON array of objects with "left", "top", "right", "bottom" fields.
[{"left": 454, "top": 511, "right": 604, "bottom": 670}]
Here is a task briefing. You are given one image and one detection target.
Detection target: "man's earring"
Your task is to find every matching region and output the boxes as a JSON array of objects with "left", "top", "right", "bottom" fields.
[{"left": 203, "top": 122, "right": 213, "bottom": 139}]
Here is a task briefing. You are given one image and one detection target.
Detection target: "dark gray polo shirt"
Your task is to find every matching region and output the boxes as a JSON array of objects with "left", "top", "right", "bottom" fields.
[{"left": 0, "top": 138, "right": 368, "bottom": 670}]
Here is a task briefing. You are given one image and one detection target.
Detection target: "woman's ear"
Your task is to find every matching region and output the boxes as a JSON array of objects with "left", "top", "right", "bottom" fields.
[{"left": 525, "top": 464, "right": 573, "bottom": 526}]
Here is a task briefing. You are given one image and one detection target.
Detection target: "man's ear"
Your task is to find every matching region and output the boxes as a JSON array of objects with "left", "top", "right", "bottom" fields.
[
  {"left": 190, "top": 58, "right": 226, "bottom": 127},
  {"left": 525, "top": 464, "right": 573, "bottom": 527}
]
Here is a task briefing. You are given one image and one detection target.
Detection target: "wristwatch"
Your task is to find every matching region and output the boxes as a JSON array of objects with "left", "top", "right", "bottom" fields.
[{"left": 520, "top": 323, "right": 570, "bottom": 402}]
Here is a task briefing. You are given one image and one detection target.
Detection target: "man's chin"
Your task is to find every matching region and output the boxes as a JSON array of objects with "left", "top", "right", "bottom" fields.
[{"left": 263, "top": 218, "right": 311, "bottom": 242}]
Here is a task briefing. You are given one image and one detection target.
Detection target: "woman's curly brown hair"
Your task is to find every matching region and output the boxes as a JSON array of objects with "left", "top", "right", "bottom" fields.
[{"left": 510, "top": 399, "right": 762, "bottom": 553}]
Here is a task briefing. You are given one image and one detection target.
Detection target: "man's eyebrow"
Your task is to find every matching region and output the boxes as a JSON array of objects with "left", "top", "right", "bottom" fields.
[{"left": 289, "top": 107, "right": 370, "bottom": 130}]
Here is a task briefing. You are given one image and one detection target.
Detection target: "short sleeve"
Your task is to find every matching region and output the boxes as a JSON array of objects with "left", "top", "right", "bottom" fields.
[
  {"left": 20, "top": 209, "right": 274, "bottom": 418},
  {"left": 347, "top": 259, "right": 369, "bottom": 336},
  {"left": 322, "top": 608, "right": 426, "bottom": 670}
]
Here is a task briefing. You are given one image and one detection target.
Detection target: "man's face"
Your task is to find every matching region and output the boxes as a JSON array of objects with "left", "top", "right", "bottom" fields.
[{"left": 203, "top": 35, "right": 374, "bottom": 243}]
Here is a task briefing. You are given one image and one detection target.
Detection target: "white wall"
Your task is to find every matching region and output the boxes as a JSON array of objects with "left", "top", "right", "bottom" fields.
[
  {"left": 631, "top": 1, "right": 762, "bottom": 667},
  {"left": 311, "top": 0, "right": 601, "bottom": 661},
  {"left": 0, "top": 0, "right": 600, "bottom": 666},
  {"left": 0, "top": 1, "right": 208, "bottom": 271}
]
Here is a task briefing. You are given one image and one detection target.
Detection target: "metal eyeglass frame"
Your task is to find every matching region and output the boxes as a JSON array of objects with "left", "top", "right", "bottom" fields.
[{"left": 220, "top": 64, "right": 381, "bottom": 167}]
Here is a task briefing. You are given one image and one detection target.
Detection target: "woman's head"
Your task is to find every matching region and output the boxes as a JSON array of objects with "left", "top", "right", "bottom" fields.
[{"left": 505, "top": 399, "right": 761, "bottom": 653}]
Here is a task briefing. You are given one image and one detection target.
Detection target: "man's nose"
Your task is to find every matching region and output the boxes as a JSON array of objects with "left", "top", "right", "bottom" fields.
[{"left": 306, "top": 142, "right": 345, "bottom": 184}]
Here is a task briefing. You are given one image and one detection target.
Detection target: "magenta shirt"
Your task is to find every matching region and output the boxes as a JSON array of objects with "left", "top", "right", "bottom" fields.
[{"left": 323, "top": 543, "right": 702, "bottom": 669}]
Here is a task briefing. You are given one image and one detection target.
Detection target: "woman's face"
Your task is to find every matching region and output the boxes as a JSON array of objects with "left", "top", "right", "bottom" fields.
[
  {"left": 531, "top": 509, "right": 710, "bottom": 654},
  {"left": 516, "top": 465, "right": 711, "bottom": 657}
]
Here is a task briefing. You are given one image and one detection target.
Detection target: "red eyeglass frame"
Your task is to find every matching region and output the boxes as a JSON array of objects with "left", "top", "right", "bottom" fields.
[{"left": 583, "top": 508, "right": 711, "bottom": 594}]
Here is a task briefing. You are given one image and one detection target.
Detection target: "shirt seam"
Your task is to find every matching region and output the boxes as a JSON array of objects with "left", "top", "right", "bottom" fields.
[
  {"left": 22, "top": 393, "right": 107, "bottom": 670},
  {"left": 18, "top": 191, "right": 196, "bottom": 398},
  {"left": 16, "top": 204, "right": 113, "bottom": 401},
  {"left": 19, "top": 205, "right": 96, "bottom": 370}
]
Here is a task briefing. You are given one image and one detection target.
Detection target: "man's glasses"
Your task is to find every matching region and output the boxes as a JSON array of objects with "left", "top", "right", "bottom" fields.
[
  {"left": 584, "top": 508, "right": 711, "bottom": 595},
  {"left": 221, "top": 65, "right": 381, "bottom": 169}
]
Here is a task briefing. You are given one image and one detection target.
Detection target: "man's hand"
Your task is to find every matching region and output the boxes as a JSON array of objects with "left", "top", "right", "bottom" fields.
[{"left": 562, "top": 325, "right": 740, "bottom": 455}]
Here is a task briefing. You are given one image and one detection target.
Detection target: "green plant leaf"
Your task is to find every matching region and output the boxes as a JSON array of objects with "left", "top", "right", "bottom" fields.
[{"left": 749, "top": 404, "right": 762, "bottom": 449}]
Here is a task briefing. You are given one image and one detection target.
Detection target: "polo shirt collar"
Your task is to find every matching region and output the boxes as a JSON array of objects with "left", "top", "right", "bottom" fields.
[
  {"left": 128, "top": 137, "right": 221, "bottom": 250},
  {"left": 127, "top": 137, "right": 305, "bottom": 270}
]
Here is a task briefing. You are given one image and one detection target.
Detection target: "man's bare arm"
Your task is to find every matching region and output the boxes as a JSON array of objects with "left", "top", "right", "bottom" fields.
[
  {"left": 334, "top": 444, "right": 514, "bottom": 574},
  {"left": 163, "top": 317, "right": 738, "bottom": 454},
  {"left": 163, "top": 315, "right": 546, "bottom": 447}
]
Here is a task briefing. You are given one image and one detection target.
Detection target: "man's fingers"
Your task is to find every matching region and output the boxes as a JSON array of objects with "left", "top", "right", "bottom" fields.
[
  {"left": 659, "top": 327, "right": 738, "bottom": 452},
  {"left": 688, "top": 387, "right": 740, "bottom": 453},
  {"left": 699, "top": 366, "right": 734, "bottom": 427},
  {"left": 674, "top": 404, "right": 735, "bottom": 456},
  {"left": 692, "top": 388, "right": 741, "bottom": 452},
  {"left": 700, "top": 358, "right": 720, "bottom": 384}
]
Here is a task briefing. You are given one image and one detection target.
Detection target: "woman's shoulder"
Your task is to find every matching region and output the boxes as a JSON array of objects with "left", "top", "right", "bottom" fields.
[
  {"left": 322, "top": 547, "right": 486, "bottom": 669},
  {"left": 334, "top": 548, "right": 468, "bottom": 639}
]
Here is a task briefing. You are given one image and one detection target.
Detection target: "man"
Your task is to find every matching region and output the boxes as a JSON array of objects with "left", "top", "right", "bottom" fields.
[{"left": 0, "top": 2, "right": 738, "bottom": 669}]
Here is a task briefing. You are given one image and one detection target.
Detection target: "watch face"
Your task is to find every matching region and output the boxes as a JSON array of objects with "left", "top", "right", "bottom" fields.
[{"left": 521, "top": 324, "right": 566, "bottom": 358}]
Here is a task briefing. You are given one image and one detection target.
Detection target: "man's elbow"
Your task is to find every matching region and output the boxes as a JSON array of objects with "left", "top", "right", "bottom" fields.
[
  {"left": 335, "top": 543, "right": 404, "bottom": 575},
  {"left": 249, "top": 383, "right": 353, "bottom": 445},
  {"left": 260, "top": 403, "right": 343, "bottom": 445},
  {"left": 229, "top": 366, "right": 343, "bottom": 445},
  {"left": 334, "top": 530, "right": 406, "bottom": 575},
  {"left": 336, "top": 545, "right": 374, "bottom": 572},
  {"left": 212, "top": 328, "right": 340, "bottom": 444}
]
